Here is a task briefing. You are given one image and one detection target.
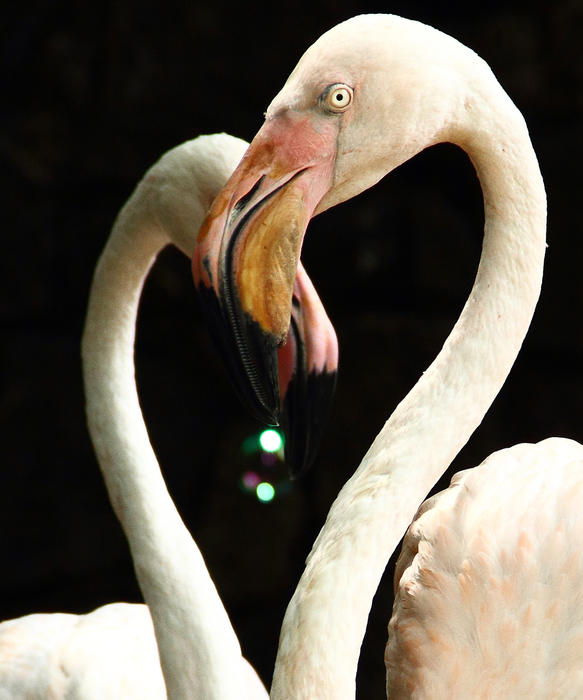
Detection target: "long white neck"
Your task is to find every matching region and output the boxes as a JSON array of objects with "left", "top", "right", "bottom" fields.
[
  {"left": 81, "top": 142, "right": 255, "bottom": 699},
  {"left": 270, "top": 65, "right": 546, "bottom": 698}
]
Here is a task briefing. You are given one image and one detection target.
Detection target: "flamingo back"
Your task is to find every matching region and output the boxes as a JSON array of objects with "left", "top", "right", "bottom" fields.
[{"left": 387, "top": 437, "right": 583, "bottom": 699}]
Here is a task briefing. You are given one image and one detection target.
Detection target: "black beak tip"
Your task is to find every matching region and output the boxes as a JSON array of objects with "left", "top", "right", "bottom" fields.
[
  {"left": 197, "top": 282, "right": 281, "bottom": 427},
  {"left": 281, "top": 369, "right": 338, "bottom": 479}
]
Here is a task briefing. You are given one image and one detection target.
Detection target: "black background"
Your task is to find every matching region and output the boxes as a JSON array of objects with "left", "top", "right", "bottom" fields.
[{"left": 2, "top": 1, "right": 582, "bottom": 695}]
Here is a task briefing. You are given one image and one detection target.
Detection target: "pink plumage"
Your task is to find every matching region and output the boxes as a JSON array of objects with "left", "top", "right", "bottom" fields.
[{"left": 389, "top": 438, "right": 583, "bottom": 697}]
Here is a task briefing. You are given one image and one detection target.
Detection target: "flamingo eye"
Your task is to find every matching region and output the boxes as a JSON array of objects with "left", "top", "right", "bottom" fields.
[{"left": 322, "top": 84, "right": 353, "bottom": 113}]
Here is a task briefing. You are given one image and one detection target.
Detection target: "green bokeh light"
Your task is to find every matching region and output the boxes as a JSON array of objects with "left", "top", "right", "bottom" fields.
[
  {"left": 256, "top": 481, "right": 276, "bottom": 502},
  {"left": 259, "top": 429, "right": 283, "bottom": 453}
]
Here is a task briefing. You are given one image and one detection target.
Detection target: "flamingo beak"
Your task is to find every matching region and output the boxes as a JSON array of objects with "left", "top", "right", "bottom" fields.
[{"left": 193, "top": 112, "right": 337, "bottom": 427}]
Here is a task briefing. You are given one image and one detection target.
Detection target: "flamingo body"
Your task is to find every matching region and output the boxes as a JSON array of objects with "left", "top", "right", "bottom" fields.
[
  {"left": 389, "top": 438, "right": 583, "bottom": 698},
  {"left": 0, "top": 604, "right": 164, "bottom": 699}
]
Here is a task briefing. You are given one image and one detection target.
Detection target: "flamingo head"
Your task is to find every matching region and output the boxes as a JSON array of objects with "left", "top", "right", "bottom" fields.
[{"left": 193, "top": 14, "right": 473, "bottom": 465}]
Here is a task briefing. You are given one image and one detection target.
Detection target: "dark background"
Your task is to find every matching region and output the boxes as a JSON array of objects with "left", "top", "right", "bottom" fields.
[{"left": 2, "top": 1, "right": 582, "bottom": 695}]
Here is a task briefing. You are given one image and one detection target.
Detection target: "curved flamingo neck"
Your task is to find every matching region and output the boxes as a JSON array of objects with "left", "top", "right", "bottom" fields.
[
  {"left": 271, "top": 69, "right": 546, "bottom": 697},
  {"left": 81, "top": 173, "right": 250, "bottom": 699}
]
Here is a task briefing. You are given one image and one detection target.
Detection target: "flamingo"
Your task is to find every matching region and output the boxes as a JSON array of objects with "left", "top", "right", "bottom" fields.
[
  {"left": 194, "top": 14, "right": 583, "bottom": 697},
  {"left": 0, "top": 133, "right": 337, "bottom": 697}
]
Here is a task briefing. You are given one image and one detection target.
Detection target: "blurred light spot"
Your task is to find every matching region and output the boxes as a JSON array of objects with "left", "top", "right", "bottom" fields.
[
  {"left": 259, "top": 429, "right": 283, "bottom": 453},
  {"left": 241, "top": 470, "right": 261, "bottom": 492},
  {"left": 256, "top": 481, "right": 275, "bottom": 503},
  {"left": 260, "top": 451, "right": 277, "bottom": 467},
  {"left": 241, "top": 434, "right": 260, "bottom": 455}
]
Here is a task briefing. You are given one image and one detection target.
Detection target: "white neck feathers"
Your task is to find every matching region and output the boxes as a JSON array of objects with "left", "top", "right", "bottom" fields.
[
  {"left": 271, "top": 51, "right": 546, "bottom": 699},
  {"left": 81, "top": 137, "right": 257, "bottom": 699}
]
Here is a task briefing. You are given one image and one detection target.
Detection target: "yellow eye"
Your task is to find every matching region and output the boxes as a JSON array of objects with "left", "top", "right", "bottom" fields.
[{"left": 323, "top": 84, "right": 353, "bottom": 113}]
